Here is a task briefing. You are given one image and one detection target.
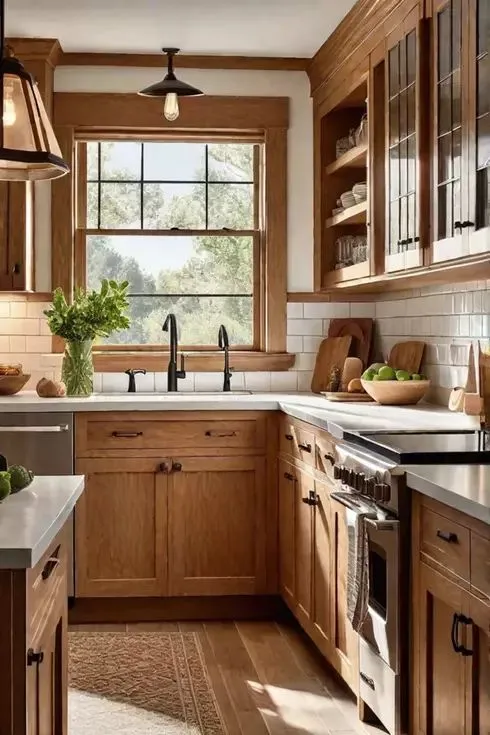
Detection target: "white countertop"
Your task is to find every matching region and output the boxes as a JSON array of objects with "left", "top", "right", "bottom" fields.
[
  {"left": 407, "top": 465, "right": 490, "bottom": 525},
  {"left": 0, "top": 475, "right": 84, "bottom": 569}
]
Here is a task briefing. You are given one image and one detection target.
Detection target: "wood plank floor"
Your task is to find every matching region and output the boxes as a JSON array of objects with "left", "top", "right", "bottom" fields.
[{"left": 69, "top": 620, "right": 384, "bottom": 735}]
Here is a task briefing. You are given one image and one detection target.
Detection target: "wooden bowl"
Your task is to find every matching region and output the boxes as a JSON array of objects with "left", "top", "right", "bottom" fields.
[
  {"left": 0, "top": 374, "right": 31, "bottom": 395},
  {"left": 360, "top": 379, "right": 430, "bottom": 405}
]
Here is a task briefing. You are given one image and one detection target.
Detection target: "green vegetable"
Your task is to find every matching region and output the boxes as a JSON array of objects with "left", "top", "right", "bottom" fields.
[
  {"left": 362, "top": 369, "right": 376, "bottom": 381},
  {"left": 368, "top": 362, "right": 388, "bottom": 373},
  {"left": 8, "top": 465, "right": 34, "bottom": 493},
  {"left": 0, "top": 472, "right": 11, "bottom": 502},
  {"left": 411, "top": 373, "right": 422, "bottom": 381},
  {"left": 372, "top": 374, "right": 382, "bottom": 381},
  {"left": 396, "top": 369, "right": 411, "bottom": 381},
  {"left": 44, "top": 279, "right": 130, "bottom": 343},
  {"left": 378, "top": 366, "right": 397, "bottom": 380}
]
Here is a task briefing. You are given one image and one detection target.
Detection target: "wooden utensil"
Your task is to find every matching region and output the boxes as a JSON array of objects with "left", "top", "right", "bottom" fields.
[
  {"left": 341, "top": 356, "right": 363, "bottom": 390},
  {"left": 328, "top": 318, "right": 373, "bottom": 367},
  {"left": 388, "top": 341, "right": 425, "bottom": 375},
  {"left": 0, "top": 374, "right": 30, "bottom": 395},
  {"left": 321, "top": 391, "right": 373, "bottom": 402},
  {"left": 311, "top": 335, "right": 352, "bottom": 393}
]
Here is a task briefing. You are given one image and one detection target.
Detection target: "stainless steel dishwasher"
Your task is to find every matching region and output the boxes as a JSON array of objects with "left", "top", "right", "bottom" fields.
[{"left": 0, "top": 413, "right": 75, "bottom": 597}]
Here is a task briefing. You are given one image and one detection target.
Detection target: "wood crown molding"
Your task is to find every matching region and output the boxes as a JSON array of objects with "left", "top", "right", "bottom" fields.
[
  {"left": 307, "top": 0, "right": 409, "bottom": 95},
  {"left": 59, "top": 52, "right": 309, "bottom": 72},
  {"left": 53, "top": 93, "right": 289, "bottom": 130},
  {"left": 6, "top": 38, "right": 62, "bottom": 67}
]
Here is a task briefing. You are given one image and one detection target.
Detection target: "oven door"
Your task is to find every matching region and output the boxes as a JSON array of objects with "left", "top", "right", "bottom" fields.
[{"left": 359, "top": 516, "right": 400, "bottom": 673}]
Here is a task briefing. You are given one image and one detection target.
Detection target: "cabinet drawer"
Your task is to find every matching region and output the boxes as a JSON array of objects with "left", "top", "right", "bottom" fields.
[
  {"left": 315, "top": 430, "right": 336, "bottom": 481},
  {"left": 28, "top": 528, "right": 68, "bottom": 640},
  {"left": 420, "top": 506, "right": 470, "bottom": 582},
  {"left": 77, "top": 414, "right": 265, "bottom": 453},
  {"left": 471, "top": 533, "right": 490, "bottom": 599},
  {"left": 280, "top": 418, "right": 316, "bottom": 467}
]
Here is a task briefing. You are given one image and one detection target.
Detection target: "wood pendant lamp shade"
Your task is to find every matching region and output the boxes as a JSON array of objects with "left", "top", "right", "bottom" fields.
[{"left": 0, "top": 56, "right": 69, "bottom": 181}]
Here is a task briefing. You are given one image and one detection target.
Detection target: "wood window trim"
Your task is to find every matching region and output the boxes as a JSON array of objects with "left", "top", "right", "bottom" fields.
[{"left": 51, "top": 93, "right": 290, "bottom": 371}]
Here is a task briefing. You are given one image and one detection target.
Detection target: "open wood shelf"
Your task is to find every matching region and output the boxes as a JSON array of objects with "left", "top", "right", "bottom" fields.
[
  {"left": 322, "top": 261, "right": 371, "bottom": 286},
  {"left": 325, "top": 143, "right": 368, "bottom": 175},
  {"left": 325, "top": 201, "right": 367, "bottom": 228}
]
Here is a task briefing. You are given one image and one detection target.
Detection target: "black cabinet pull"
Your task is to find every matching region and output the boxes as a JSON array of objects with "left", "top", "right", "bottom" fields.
[
  {"left": 360, "top": 672, "right": 375, "bottom": 690},
  {"left": 172, "top": 462, "right": 182, "bottom": 473},
  {"left": 298, "top": 442, "right": 312, "bottom": 453},
  {"left": 284, "top": 472, "right": 295, "bottom": 482},
  {"left": 437, "top": 529, "right": 458, "bottom": 544},
  {"left": 451, "top": 613, "right": 473, "bottom": 656},
  {"left": 301, "top": 490, "right": 319, "bottom": 507},
  {"left": 205, "top": 430, "right": 237, "bottom": 438},
  {"left": 112, "top": 431, "right": 143, "bottom": 438},
  {"left": 159, "top": 462, "right": 171, "bottom": 474},
  {"left": 41, "top": 545, "right": 60, "bottom": 581},
  {"left": 324, "top": 453, "right": 335, "bottom": 465},
  {"left": 27, "top": 649, "right": 44, "bottom": 666},
  {"left": 454, "top": 221, "right": 463, "bottom": 231},
  {"left": 285, "top": 434, "right": 293, "bottom": 441},
  {"left": 461, "top": 221, "right": 474, "bottom": 228}
]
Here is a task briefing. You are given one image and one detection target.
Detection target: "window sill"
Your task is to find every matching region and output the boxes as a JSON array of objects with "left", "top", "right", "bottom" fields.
[{"left": 93, "top": 351, "right": 296, "bottom": 373}]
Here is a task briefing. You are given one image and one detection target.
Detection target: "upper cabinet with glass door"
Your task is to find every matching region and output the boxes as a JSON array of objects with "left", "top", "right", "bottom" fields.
[
  {"left": 468, "top": 0, "right": 490, "bottom": 255},
  {"left": 385, "top": 2, "right": 426, "bottom": 273}
]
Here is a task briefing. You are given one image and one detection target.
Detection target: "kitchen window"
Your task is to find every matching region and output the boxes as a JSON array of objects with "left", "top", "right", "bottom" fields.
[{"left": 77, "top": 139, "right": 261, "bottom": 349}]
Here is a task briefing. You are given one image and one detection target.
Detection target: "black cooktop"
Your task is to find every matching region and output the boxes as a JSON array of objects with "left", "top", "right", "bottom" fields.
[{"left": 344, "top": 430, "right": 490, "bottom": 464}]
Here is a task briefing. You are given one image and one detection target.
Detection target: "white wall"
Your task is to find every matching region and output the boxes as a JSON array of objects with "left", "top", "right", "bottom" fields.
[{"left": 52, "top": 66, "right": 314, "bottom": 292}]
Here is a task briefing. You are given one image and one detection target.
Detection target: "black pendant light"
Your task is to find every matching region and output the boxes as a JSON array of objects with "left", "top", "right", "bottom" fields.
[
  {"left": 138, "top": 48, "right": 203, "bottom": 122},
  {"left": 0, "top": 0, "right": 69, "bottom": 181}
]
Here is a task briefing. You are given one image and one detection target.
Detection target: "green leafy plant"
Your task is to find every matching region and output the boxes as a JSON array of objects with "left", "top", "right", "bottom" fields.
[{"left": 45, "top": 280, "right": 130, "bottom": 342}]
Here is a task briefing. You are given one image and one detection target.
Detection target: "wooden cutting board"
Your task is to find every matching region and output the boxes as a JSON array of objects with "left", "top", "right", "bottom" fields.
[
  {"left": 388, "top": 341, "right": 425, "bottom": 375},
  {"left": 327, "top": 318, "right": 373, "bottom": 368},
  {"left": 322, "top": 391, "right": 374, "bottom": 402},
  {"left": 311, "top": 335, "right": 352, "bottom": 393}
]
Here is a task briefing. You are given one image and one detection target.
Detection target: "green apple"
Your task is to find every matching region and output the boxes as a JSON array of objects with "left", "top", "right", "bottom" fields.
[
  {"left": 396, "top": 369, "right": 411, "bottom": 381},
  {"left": 378, "top": 365, "right": 397, "bottom": 380},
  {"left": 411, "top": 373, "right": 422, "bottom": 381}
]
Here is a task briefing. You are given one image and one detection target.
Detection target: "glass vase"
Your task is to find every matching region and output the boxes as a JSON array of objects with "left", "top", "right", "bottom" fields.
[{"left": 62, "top": 340, "right": 94, "bottom": 397}]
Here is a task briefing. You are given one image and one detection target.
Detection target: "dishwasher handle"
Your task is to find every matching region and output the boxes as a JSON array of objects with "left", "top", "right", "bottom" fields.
[{"left": 0, "top": 425, "right": 70, "bottom": 433}]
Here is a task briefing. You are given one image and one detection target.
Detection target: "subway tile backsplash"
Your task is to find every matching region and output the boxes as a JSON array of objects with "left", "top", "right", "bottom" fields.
[{"left": 1, "top": 280, "right": 490, "bottom": 402}]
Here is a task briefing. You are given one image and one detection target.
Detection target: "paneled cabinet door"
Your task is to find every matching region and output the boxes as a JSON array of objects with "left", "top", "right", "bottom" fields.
[
  {"left": 330, "top": 496, "right": 359, "bottom": 693},
  {"left": 294, "top": 467, "right": 314, "bottom": 625},
  {"left": 278, "top": 460, "right": 296, "bottom": 607},
  {"left": 468, "top": 0, "right": 490, "bottom": 255},
  {"left": 385, "top": 2, "right": 426, "bottom": 273},
  {"left": 168, "top": 456, "right": 267, "bottom": 596},
  {"left": 414, "top": 562, "right": 468, "bottom": 735},
  {"left": 466, "top": 594, "right": 490, "bottom": 735},
  {"left": 430, "top": 0, "right": 469, "bottom": 262},
  {"left": 27, "top": 611, "right": 66, "bottom": 735},
  {"left": 75, "top": 458, "right": 168, "bottom": 597}
]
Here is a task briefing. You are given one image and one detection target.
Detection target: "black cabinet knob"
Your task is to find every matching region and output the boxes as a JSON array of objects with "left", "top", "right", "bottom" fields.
[{"left": 27, "top": 649, "right": 44, "bottom": 666}]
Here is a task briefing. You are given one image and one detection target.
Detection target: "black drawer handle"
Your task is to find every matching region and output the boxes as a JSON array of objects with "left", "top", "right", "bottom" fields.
[
  {"left": 284, "top": 472, "right": 295, "bottom": 482},
  {"left": 461, "top": 221, "right": 474, "bottom": 228},
  {"left": 298, "top": 442, "right": 312, "bottom": 453},
  {"left": 324, "top": 453, "right": 335, "bottom": 465},
  {"left": 454, "top": 221, "right": 463, "bottom": 231},
  {"left": 360, "top": 672, "right": 375, "bottom": 690},
  {"left": 41, "top": 544, "right": 60, "bottom": 581},
  {"left": 285, "top": 434, "right": 293, "bottom": 441},
  {"left": 205, "top": 430, "right": 237, "bottom": 438},
  {"left": 437, "top": 530, "right": 458, "bottom": 544},
  {"left": 27, "top": 649, "right": 44, "bottom": 666},
  {"left": 112, "top": 431, "right": 143, "bottom": 438}
]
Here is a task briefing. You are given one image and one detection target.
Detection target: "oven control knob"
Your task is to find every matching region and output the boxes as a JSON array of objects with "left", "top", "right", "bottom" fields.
[
  {"left": 356, "top": 473, "right": 365, "bottom": 492},
  {"left": 341, "top": 466, "right": 350, "bottom": 484},
  {"left": 333, "top": 465, "right": 342, "bottom": 480},
  {"left": 348, "top": 470, "right": 357, "bottom": 487},
  {"left": 374, "top": 482, "right": 391, "bottom": 502},
  {"left": 365, "top": 477, "right": 376, "bottom": 497}
]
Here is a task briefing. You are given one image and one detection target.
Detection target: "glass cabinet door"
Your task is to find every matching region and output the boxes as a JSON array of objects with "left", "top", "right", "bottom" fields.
[
  {"left": 432, "top": 0, "right": 466, "bottom": 262},
  {"left": 468, "top": 0, "right": 490, "bottom": 254},
  {"left": 385, "top": 7, "right": 424, "bottom": 273}
]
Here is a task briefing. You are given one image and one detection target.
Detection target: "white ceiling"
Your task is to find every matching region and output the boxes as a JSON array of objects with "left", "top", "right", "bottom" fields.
[{"left": 6, "top": 0, "right": 357, "bottom": 57}]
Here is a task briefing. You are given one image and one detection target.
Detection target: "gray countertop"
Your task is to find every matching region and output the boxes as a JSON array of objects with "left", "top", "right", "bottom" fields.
[
  {"left": 0, "top": 476, "right": 84, "bottom": 569},
  {"left": 407, "top": 465, "right": 490, "bottom": 525}
]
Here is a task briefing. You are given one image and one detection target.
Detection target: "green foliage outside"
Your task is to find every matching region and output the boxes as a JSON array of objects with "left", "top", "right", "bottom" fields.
[{"left": 86, "top": 142, "right": 256, "bottom": 346}]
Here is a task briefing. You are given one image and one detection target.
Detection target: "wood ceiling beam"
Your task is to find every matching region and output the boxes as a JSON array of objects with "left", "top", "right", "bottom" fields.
[{"left": 58, "top": 52, "right": 310, "bottom": 72}]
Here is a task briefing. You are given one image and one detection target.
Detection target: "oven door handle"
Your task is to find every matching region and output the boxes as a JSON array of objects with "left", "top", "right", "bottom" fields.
[{"left": 364, "top": 518, "right": 399, "bottom": 531}]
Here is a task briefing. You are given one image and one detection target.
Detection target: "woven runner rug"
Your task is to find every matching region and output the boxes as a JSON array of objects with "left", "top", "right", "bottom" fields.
[{"left": 68, "top": 631, "right": 226, "bottom": 734}]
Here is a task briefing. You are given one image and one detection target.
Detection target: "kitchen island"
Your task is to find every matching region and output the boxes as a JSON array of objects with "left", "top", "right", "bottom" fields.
[{"left": 0, "top": 475, "right": 84, "bottom": 735}]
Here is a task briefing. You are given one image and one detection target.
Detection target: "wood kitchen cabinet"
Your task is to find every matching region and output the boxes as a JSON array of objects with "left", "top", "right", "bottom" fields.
[
  {"left": 75, "top": 458, "right": 168, "bottom": 597},
  {"left": 167, "top": 456, "right": 267, "bottom": 596},
  {"left": 412, "top": 492, "right": 490, "bottom": 735},
  {"left": 278, "top": 459, "right": 296, "bottom": 607},
  {"left": 28, "top": 605, "right": 66, "bottom": 735}
]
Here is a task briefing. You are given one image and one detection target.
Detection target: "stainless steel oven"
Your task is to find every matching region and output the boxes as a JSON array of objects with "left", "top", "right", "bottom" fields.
[{"left": 332, "top": 441, "right": 409, "bottom": 735}]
